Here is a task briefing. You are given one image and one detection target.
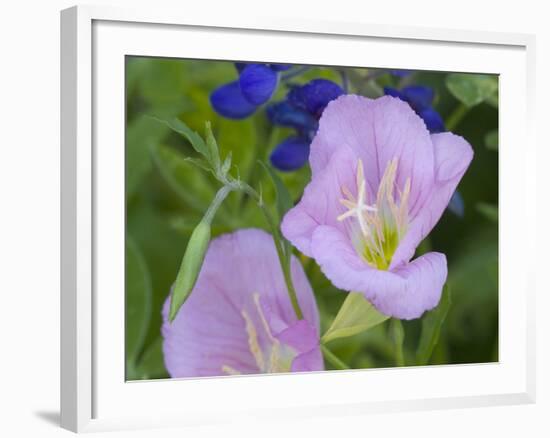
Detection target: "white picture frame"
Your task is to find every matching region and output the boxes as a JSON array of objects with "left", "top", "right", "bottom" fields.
[{"left": 60, "top": 4, "right": 536, "bottom": 433}]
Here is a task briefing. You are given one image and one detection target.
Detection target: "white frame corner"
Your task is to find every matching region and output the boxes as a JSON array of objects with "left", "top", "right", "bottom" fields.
[{"left": 60, "top": 4, "right": 536, "bottom": 433}]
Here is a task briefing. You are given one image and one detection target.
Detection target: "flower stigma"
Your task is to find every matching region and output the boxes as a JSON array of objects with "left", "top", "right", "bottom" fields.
[
  {"left": 337, "top": 158, "right": 410, "bottom": 270},
  {"left": 221, "top": 293, "right": 296, "bottom": 375}
]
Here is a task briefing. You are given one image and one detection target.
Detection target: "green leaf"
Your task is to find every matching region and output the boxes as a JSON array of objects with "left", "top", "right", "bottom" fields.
[
  {"left": 445, "top": 74, "right": 498, "bottom": 108},
  {"left": 153, "top": 116, "right": 209, "bottom": 159},
  {"left": 216, "top": 117, "right": 256, "bottom": 183},
  {"left": 169, "top": 221, "right": 211, "bottom": 322},
  {"left": 486, "top": 89, "right": 499, "bottom": 109},
  {"left": 126, "top": 57, "right": 150, "bottom": 96},
  {"left": 445, "top": 228, "right": 498, "bottom": 356},
  {"left": 485, "top": 129, "right": 498, "bottom": 151},
  {"left": 259, "top": 161, "right": 295, "bottom": 263},
  {"left": 138, "top": 59, "right": 192, "bottom": 116},
  {"left": 221, "top": 152, "right": 232, "bottom": 176},
  {"left": 126, "top": 200, "right": 187, "bottom": 354},
  {"left": 126, "top": 236, "right": 152, "bottom": 366},
  {"left": 183, "top": 157, "right": 214, "bottom": 174},
  {"left": 260, "top": 162, "right": 294, "bottom": 221},
  {"left": 204, "top": 121, "right": 221, "bottom": 171},
  {"left": 476, "top": 202, "right": 498, "bottom": 222},
  {"left": 150, "top": 143, "right": 216, "bottom": 212},
  {"left": 322, "top": 292, "right": 389, "bottom": 344},
  {"left": 134, "top": 337, "right": 168, "bottom": 380},
  {"left": 321, "top": 345, "right": 350, "bottom": 370},
  {"left": 416, "top": 285, "right": 451, "bottom": 365},
  {"left": 126, "top": 115, "right": 169, "bottom": 198}
]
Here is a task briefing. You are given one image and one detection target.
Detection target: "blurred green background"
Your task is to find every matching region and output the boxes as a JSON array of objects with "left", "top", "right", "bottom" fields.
[{"left": 125, "top": 56, "right": 498, "bottom": 380}]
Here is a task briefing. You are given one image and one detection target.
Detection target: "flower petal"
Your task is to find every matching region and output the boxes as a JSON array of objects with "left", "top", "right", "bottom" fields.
[
  {"left": 270, "top": 136, "right": 311, "bottom": 171},
  {"left": 288, "top": 79, "right": 344, "bottom": 117},
  {"left": 210, "top": 81, "right": 257, "bottom": 119},
  {"left": 239, "top": 64, "right": 278, "bottom": 105},
  {"left": 309, "top": 225, "right": 446, "bottom": 319},
  {"left": 371, "top": 252, "right": 447, "bottom": 319},
  {"left": 390, "top": 132, "right": 473, "bottom": 268},
  {"left": 162, "top": 229, "right": 321, "bottom": 377},
  {"left": 310, "top": 225, "right": 374, "bottom": 292},
  {"left": 275, "top": 319, "right": 319, "bottom": 352},
  {"left": 291, "top": 348, "right": 324, "bottom": 372},
  {"left": 281, "top": 145, "right": 359, "bottom": 256},
  {"left": 309, "top": 95, "right": 435, "bottom": 218}
]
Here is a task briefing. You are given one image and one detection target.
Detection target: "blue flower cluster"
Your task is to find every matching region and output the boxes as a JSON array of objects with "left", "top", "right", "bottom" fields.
[
  {"left": 267, "top": 79, "right": 344, "bottom": 171},
  {"left": 210, "top": 67, "right": 447, "bottom": 172},
  {"left": 210, "top": 66, "right": 464, "bottom": 217},
  {"left": 210, "top": 63, "right": 290, "bottom": 119},
  {"left": 383, "top": 85, "right": 445, "bottom": 133}
]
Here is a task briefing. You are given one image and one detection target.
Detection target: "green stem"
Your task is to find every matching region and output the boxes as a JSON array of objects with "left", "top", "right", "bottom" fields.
[
  {"left": 281, "top": 66, "right": 311, "bottom": 81},
  {"left": 261, "top": 205, "right": 303, "bottom": 320},
  {"left": 390, "top": 319, "right": 405, "bottom": 367},
  {"left": 203, "top": 186, "right": 232, "bottom": 224},
  {"left": 395, "top": 345, "right": 405, "bottom": 367},
  {"left": 446, "top": 103, "right": 468, "bottom": 131},
  {"left": 237, "top": 182, "right": 304, "bottom": 320},
  {"left": 150, "top": 144, "right": 234, "bottom": 224},
  {"left": 321, "top": 345, "right": 350, "bottom": 370},
  {"left": 339, "top": 69, "right": 349, "bottom": 93}
]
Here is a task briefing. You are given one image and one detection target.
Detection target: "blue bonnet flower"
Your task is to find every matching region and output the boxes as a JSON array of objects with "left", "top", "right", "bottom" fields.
[
  {"left": 268, "top": 79, "right": 344, "bottom": 171},
  {"left": 210, "top": 63, "right": 291, "bottom": 119}
]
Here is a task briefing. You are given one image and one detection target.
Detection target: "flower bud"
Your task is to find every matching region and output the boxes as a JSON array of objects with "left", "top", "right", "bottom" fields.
[{"left": 169, "top": 221, "right": 211, "bottom": 322}]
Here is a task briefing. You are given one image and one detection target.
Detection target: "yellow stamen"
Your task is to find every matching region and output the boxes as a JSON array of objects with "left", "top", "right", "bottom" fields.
[
  {"left": 337, "top": 158, "right": 410, "bottom": 270},
  {"left": 222, "top": 293, "right": 297, "bottom": 376},
  {"left": 242, "top": 309, "right": 265, "bottom": 371},
  {"left": 221, "top": 365, "right": 241, "bottom": 375},
  {"left": 253, "top": 293, "right": 278, "bottom": 344}
]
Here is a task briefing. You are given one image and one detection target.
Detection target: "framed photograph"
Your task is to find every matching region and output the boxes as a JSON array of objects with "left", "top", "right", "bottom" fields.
[{"left": 61, "top": 4, "right": 536, "bottom": 433}]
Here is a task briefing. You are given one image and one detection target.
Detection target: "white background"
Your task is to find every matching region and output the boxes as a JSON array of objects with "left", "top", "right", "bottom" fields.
[{"left": 0, "top": 0, "right": 546, "bottom": 437}]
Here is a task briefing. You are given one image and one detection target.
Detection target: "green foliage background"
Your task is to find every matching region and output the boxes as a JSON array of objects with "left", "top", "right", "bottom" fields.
[{"left": 125, "top": 57, "right": 499, "bottom": 380}]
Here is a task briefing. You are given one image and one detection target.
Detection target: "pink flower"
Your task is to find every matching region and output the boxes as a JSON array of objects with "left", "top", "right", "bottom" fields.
[
  {"left": 281, "top": 95, "right": 473, "bottom": 319},
  {"left": 162, "top": 229, "right": 323, "bottom": 377}
]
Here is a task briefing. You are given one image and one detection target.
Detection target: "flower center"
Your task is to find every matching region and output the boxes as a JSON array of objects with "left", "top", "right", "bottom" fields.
[
  {"left": 221, "top": 293, "right": 296, "bottom": 375},
  {"left": 337, "top": 158, "right": 410, "bottom": 270}
]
